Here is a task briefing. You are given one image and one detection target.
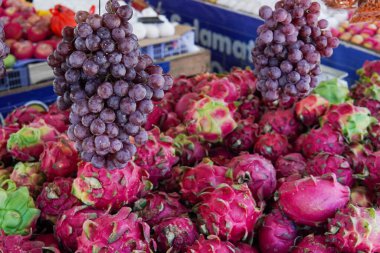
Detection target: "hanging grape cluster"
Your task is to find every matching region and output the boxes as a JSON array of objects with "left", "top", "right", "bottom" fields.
[
  {"left": 48, "top": 0, "right": 173, "bottom": 169},
  {"left": 252, "top": 0, "right": 339, "bottom": 105},
  {"left": 0, "top": 6, "right": 9, "bottom": 78}
]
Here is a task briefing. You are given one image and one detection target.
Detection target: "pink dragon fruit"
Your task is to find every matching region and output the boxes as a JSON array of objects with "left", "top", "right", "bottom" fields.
[
  {"left": 39, "top": 112, "right": 69, "bottom": 133},
  {"left": 33, "top": 234, "right": 60, "bottom": 250},
  {"left": 275, "top": 153, "right": 306, "bottom": 178},
  {"left": 10, "top": 161, "right": 45, "bottom": 197},
  {"left": 278, "top": 174, "right": 350, "bottom": 226},
  {"left": 36, "top": 177, "right": 79, "bottom": 223},
  {"left": 356, "top": 97, "right": 380, "bottom": 115},
  {"left": 72, "top": 161, "right": 150, "bottom": 210},
  {"left": 357, "top": 60, "right": 380, "bottom": 78},
  {"left": 153, "top": 217, "right": 198, "bottom": 253},
  {"left": 254, "top": 133, "right": 289, "bottom": 162},
  {"left": 195, "top": 183, "right": 262, "bottom": 242},
  {"left": 297, "top": 124, "right": 345, "bottom": 158},
  {"left": 235, "top": 243, "right": 259, "bottom": 253},
  {"left": 186, "top": 235, "right": 237, "bottom": 253},
  {"left": 171, "top": 75, "right": 194, "bottom": 101},
  {"left": 134, "top": 191, "right": 188, "bottom": 226},
  {"left": 192, "top": 73, "right": 221, "bottom": 94},
  {"left": 295, "top": 94, "right": 330, "bottom": 127},
  {"left": 327, "top": 205, "right": 380, "bottom": 253},
  {"left": 350, "top": 186, "right": 374, "bottom": 207},
  {"left": 292, "top": 235, "right": 337, "bottom": 253},
  {"left": 224, "top": 118, "right": 259, "bottom": 154},
  {"left": 134, "top": 127, "right": 178, "bottom": 186},
  {"left": 173, "top": 134, "right": 209, "bottom": 166},
  {"left": 321, "top": 103, "right": 377, "bottom": 143},
  {"left": 364, "top": 151, "right": 380, "bottom": 191},
  {"left": 175, "top": 92, "right": 200, "bottom": 120},
  {"left": 344, "top": 143, "right": 372, "bottom": 174},
  {"left": 369, "top": 123, "right": 380, "bottom": 150},
  {"left": 259, "top": 109, "right": 302, "bottom": 140},
  {"left": 145, "top": 92, "right": 175, "bottom": 130},
  {"left": 0, "top": 124, "right": 19, "bottom": 160},
  {"left": 306, "top": 153, "right": 354, "bottom": 186},
  {"left": 161, "top": 112, "right": 181, "bottom": 132},
  {"left": 198, "top": 77, "right": 239, "bottom": 103},
  {"left": 0, "top": 231, "right": 60, "bottom": 253},
  {"left": 227, "top": 67, "right": 257, "bottom": 98},
  {"left": 165, "top": 124, "right": 187, "bottom": 138},
  {"left": 238, "top": 95, "right": 261, "bottom": 121},
  {"left": 40, "top": 135, "right": 79, "bottom": 181},
  {"left": 179, "top": 160, "right": 233, "bottom": 204},
  {"left": 227, "top": 153, "right": 276, "bottom": 200},
  {"left": 208, "top": 146, "right": 234, "bottom": 165},
  {"left": 258, "top": 209, "right": 297, "bottom": 253},
  {"left": 4, "top": 106, "right": 46, "bottom": 127},
  {"left": 76, "top": 207, "right": 154, "bottom": 253},
  {"left": 55, "top": 205, "right": 105, "bottom": 252},
  {"left": 185, "top": 96, "right": 237, "bottom": 143},
  {"left": 7, "top": 120, "right": 59, "bottom": 161}
]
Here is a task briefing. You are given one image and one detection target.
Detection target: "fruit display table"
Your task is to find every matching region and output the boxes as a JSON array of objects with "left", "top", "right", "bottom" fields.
[{"left": 150, "top": 0, "right": 380, "bottom": 84}]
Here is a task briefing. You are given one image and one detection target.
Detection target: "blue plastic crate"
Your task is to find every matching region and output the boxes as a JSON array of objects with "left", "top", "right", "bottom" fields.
[{"left": 0, "top": 67, "right": 30, "bottom": 92}]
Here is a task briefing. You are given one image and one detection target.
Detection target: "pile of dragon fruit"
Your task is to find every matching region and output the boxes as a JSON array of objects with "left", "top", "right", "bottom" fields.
[{"left": 1, "top": 58, "right": 380, "bottom": 252}]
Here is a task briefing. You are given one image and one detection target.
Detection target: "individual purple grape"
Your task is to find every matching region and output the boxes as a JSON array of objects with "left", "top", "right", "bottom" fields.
[
  {"left": 265, "top": 79, "right": 279, "bottom": 91},
  {"left": 72, "top": 100, "right": 89, "bottom": 117},
  {"left": 88, "top": 95, "right": 104, "bottom": 113},
  {"left": 107, "top": 123, "right": 119, "bottom": 138},
  {"left": 120, "top": 97, "right": 136, "bottom": 114},
  {"left": 114, "top": 80, "right": 129, "bottom": 96},
  {"left": 100, "top": 39, "right": 116, "bottom": 53},
  {"left": 280, "top": 60, "right": 293, "bottom": 73},
  {"left": 90, "top": 118, "right": 106, "bottom": 136},
  {"left": 259, "top": 5, "right": 273, "bottom": 20},
  {"left": 268, "top": 67, "right": 281, "bottom": 80},
  {"left": 97, "top": 82, "right": 113, "bottom": 99},
  {"left": 125, "top": 68, "right": 137, "bottom": 81},
  {"left": 68, "top": 51, "right": 87, "bottom": 68},
  {"left": 128, "top": 84, "right": 146, "bottom": 101},
  {"left": 152, "top": 89, "right": 165, "bottom": 101},
  {"left": 134, "top": 129, "right": 148, "bottom": 145},
  {"left": 138, "top": 99, "right": 154, "bottom": 114},
  {"left": 273, "top": 8, "right": 287, "bottom": 22},
  {"left": 282, "top": 23, "right": 296, "bottom": 35},
  {"left": 287, "top": 71, "right": 301, "bottom": 83},
  {"left": 327, "top": 37, "right": 339, "bottom": 48},
  {"left": 111, "top": 28, "right": 126, "bottom": 41},
  {"left": 296, "top": 60, "right": 311, "bottom": 75},
  {"left": 259, "top": 30, "right": 273, "bottom": 44},
  {"left": 129, "top": 111, "right": 145, "bottom": 126},
  {"left": 308, "top": 2, "right": 321, "bottom": 13},
  {"left": 116, "top": 5, "right": 133, "bottom": 20},
  {"left": 107, "top": 96, "right": 121, "bottom": 110},
  {"left": 116, "top": 110, "right": 128, "bottom": 124},
  {"left": 74, "top": 124, "right": 90, "bottom": 140},
  {"left": 124, "top": 123, "right": 139, "bottom": 136},
  {"left": 296, "top": 79, "right": 311, "bottom": 93},
  {"left": 111, "top": 64, "right": 127, "bottom": 78},
  {"left": 103, "top": 13, "right": 121, "bottom": 29},
  {"left": 81, "top": 114, "right": 97, "bottom": 128},
  {"left": 91, "top": 155, "right": 106, "bottom": 168},
  {"left": 100, "top": 108, "right": 116, "bottom": 123},
  {"left": 318, "top": 19, "right": 328, "bottom": 29},
  {"left": 288, "top": 49, "right": 303, "bottom": 63},
  {"left": 83, "top": 59, "right": 99, "bottom": 77},
  {"left": 82, "top": 136, "right": 96, "bottom": 152},
  {"left": 64, "top": 68, "right": 80, "bottom": 83},
  {"left": 115, "top": 150, "right": 131, "bottom": 164},
  {"left": 110, "top": 139, "right": 123, "bottom": 153},
  {"left": 273, "top": 30, "right": 286, "bottom": 44},
  {"left": 148, "top": 74, "right": 165, "bottom": 89},
  {"left": 77, "top": 23, "right": 93, "bottom": 38},
  {"left": 97, "top": 27, "right": 111, "bottom": 39},
  {"left": 85, "top": 35, "right": 101, "bottom": 51},
  {"left": 269, "top": 57, "right": 279, "bottom": 67},
  {"left": 109, "top": 52, "right": 123, "bottom": 65},
  {"left": 118, "top": 37, "right": 137, "bottom": 54},
  {"left": 105, "top": 0, "right": 120, "bottom": 13}
]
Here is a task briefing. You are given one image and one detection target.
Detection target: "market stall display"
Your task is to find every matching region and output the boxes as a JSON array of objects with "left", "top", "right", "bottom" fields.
[{"left": 1, "top": 0, "right": 380, "bottom": 252}]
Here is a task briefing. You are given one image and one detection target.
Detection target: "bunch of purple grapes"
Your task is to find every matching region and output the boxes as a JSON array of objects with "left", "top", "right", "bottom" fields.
[
  {"left": 0, "top": 12, "right": 9, "bottom": 78},
  {"left": 48, "top": 0, "right": 173, "bottom": 169},
  {"left": 252, "top": 0, "right": 339, "bottom": 105}
]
